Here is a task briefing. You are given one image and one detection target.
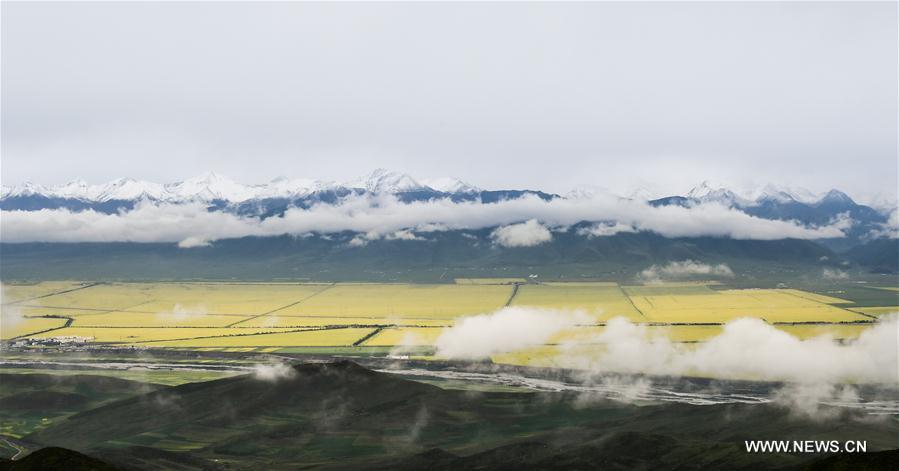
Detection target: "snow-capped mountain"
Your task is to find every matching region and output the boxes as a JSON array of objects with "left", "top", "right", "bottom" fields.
[
  {"left": 749, "top": 184, "right": 822, "bottom": 205},
  {"left": 98, "top": 178, "right": 168, "bottom": 202},
  {"left": 1, "top": 173, "right": 885, "bottom": 218},
  {"left": 684, "top": 181, "right": 752, "bottom": 207},
  {"left": 2, "top": 181, "right": 50, "bottom": 199},
  {"left": 0, "top": 173, "right": 893, "bottom": 251},
  {"left": 162, "top": 172, "right": 261, "bottom": 202},
  {"left": 343, "top": 168, "right": 426, "bottom": 193},
  {"left": 0, "top": 169, "right": 484, "bottom": 205},
  {"left": 420, "top": 177, "right": 481, "bottom": 194}
]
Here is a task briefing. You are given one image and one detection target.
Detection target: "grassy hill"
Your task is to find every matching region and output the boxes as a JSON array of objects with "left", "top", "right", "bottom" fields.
[{"left": 16, "top": 362, "right": 899, "bottom": 470}]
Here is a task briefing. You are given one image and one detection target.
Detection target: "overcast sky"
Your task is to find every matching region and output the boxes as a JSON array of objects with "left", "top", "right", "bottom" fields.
[{"left": 2, "top": 1, "right": 896, "bottom": 199}]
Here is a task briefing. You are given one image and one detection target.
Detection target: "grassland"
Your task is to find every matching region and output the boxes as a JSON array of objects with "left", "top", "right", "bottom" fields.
[
  {"left": 0, "top": 368, "right": 240, "bottom": 387},
  {"left": 2, "top": 280, "right": 890, "bottom": 364}
]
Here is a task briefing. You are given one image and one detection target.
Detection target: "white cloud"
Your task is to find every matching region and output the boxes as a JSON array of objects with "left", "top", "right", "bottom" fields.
[
  {"left": 0, "top": 193, "right": 850, "bottom": 244},
  {"left": 177, "top": 236, "right": 211, "bottom": 248},
  {"left": 638, "top": 260, "right": 734, "bottom": 283},
  {"left": 868, "top": 208, "right": 899, "bottom": 239},
  {"left": 154, "top": 303, "right": 207, "bottom": 322},
  {"left": 0, "top": 285, "right": 25, "bottom": 332},
  {"left": 490, "top": 219, "right": 552, "bottom": 248},
  {"left": 252, "top": 362, "right": 297, "bottom": 382},
  {"left": 435, "top": 307, "right": 590, "bottom": 360},
  {"left": 821, "top": 268, "right": 849, "bottom": 280},
  {"left": 386, "top": 229, "right": 424, "bottom": 241},
  {"left": 562, "top": 315, "right": 898, "bottom": 384},
  {"left": 576, "top": 222, "right": 636, "bottom": 238}
]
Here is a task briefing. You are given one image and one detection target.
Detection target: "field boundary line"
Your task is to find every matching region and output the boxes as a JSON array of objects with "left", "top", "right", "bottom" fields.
[
  {"left": 10, "top": 315, "right": 74, "bottom": 340},
  {"left": 780, "top": 290, "right": 879, "bottom": 321},
  {"left": 503, "top": 283, "right": 522, "bottom": 307},
  {"left": 618, "top": 284, "right": 648, "bottom": 320},
  {"left": 353, "top": 327, "right": 385, "bottom": 346},
  {"left": 225, "top": 283, "right": 337, "bottom": 327},
  {"left": 128, "top": 325, "right": 356, "bottom": 344},
  {"left": 3, "top": 282, "right": 103, "bottom": 306}
]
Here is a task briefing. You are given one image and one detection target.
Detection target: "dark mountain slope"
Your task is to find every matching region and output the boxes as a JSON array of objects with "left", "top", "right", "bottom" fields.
[
  {"left": 0, "top": 229, "right": 840, "bottom": 281},
  {"left": 0, "top": 447, "right": 123, "bottom": 471},
  {"left": 24, "top": 362, "right": 899, "bottom": 470},
  {"left": 844, "top": 238, "right": 899, "bottom": 273}
]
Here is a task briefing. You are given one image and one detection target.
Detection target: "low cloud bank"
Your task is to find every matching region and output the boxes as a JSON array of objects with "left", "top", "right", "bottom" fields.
[
  {"left": 491, "top": 219, "right": 552, "bottom": 247},
  {"left": 0, "top": 193, "right": 849, "bottom": 245},
  {"left": 0, "top": 285, "right": 24, "bottom": 331},
  {"left": 577, "top": 222, "right": 636, "bottom": 238},
  {"left": 252, "top": 362, "right": 297, "bottom": 382},
  {"left": 435, "top": 307, "right": 898, "bottom": 385},
  {"left": 638, "top": 260, "right": 734, "bottom": 282},
  {"left": 868, "top": 208, "right": 899, "bottom": 239},
  {"left": 561, "top": 316, "right": 898, "bottom": 385},
  {"left": 435, "top": 307, "right": 590, "bottom": 360}
]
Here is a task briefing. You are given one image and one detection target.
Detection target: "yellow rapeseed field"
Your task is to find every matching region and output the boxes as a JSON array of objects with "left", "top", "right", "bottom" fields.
[
  {"left": 779, "top": 289, "right": 852, "bottom": 305},
  {"left": 1, "top": 317, "right": 69, "bottom": 339},
  {"left": 848, "top": 306, "right": 898, "bottom": 318},
  {"left": 239, "top": 315, "right": 450, "bottom": 328},
  {"left": 3, "top": 281, "right": 879, "bottom": 354},
  {"left": 630, "top": 289, "right": 868, "bottom": 323},
  {"left": 29, "top": 326, "right": 296, "bottom": 343},
  {"left": 1, "top": 281, "right": 87, "bottom": 304},
  {"left": 273, "top": 284, "right": 511, "bottom": 319},
  {"left": 363, "top": 327, "right": 445, "bottom": 346},
  {"left": 511, "top": 284, "right": 644, "bottom": 321},
  {"left": 68, "top": 311, "right": 251, "bottom": 328},
  {"left": 144, "top": 327, "right": 374, "bottom": 347}
]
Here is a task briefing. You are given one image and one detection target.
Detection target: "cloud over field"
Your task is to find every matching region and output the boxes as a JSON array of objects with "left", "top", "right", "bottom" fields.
[
  {"left": 638, "top": 260, "right": 734, "bottom": 282},
  {"left": 561, "top": 316, "right": 898, "bottom": 385},
  {"left": 491, "top": 219, "right": 552, "bottom": 247},
  {"left": 155, "top": 303, "right": 207, "bottom": 322},
  {"left": 435, "top": 307, "right": 589, "bottom": 360},
  {"left": 0, "top": 193, "right": 850, "bottom": 245},
  {"left": 0, "top": 285, "right": 25, "bottom": 331}
]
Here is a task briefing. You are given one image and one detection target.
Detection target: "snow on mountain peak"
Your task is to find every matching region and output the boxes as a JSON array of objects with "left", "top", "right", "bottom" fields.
[
  {"left": 420, "top": 177, "right": 480, "bottom": 193},
  {"left": 747, "top": 184, "right": 823, "bottom": 205},
  {"left": 97, "top": 178, "right": 167, "bottom": 201},
  {"left": 819, "top": 189, "right": 855, "bottom": 205},
  {"left": 165, "top": 172, "right": 259, "bottom": 202},
  {"left": 6, "top": 181, "right": 50, "bottom": 198},
  {"left": 345, "top": 168, "right": 426, "bottom": 193},
  {"left": 685, "top": 181, "right": 749, "bottom": 206}
]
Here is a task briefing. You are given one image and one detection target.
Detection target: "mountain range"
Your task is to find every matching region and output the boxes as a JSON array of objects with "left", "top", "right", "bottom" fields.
[
  {"left": 2, "top": 170, "right": 893, "bottom": 247},
  {"left": 1, "top": 170, "right": 895, "bottom": 279},
  {"left": 0, "top": 169, "right": 483, "bottom": 205},
  {"left": 1, "top": 170, "right": 889, "bottom": 210}
]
